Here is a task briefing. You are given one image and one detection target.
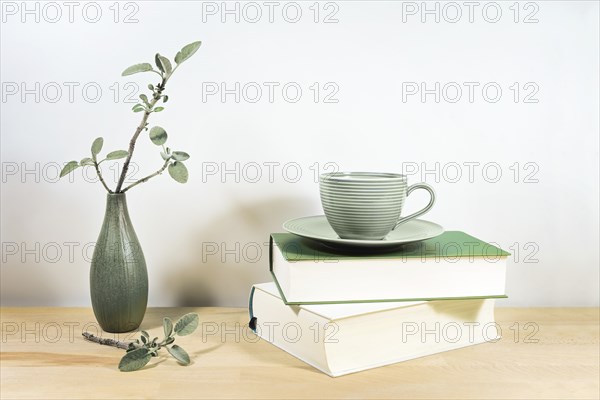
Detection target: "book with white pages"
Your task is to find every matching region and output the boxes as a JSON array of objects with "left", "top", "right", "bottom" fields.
[
  {"left": 249, "top": 282, "right": 500, "bottom": 377},
  {"left": 270, "top": 231, "right": 509, "bottom": 304}
]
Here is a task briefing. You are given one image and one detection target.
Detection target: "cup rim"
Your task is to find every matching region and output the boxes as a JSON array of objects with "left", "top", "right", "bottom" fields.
[{"left": 320, "top": 172, "right": 406, "bottom": 182}]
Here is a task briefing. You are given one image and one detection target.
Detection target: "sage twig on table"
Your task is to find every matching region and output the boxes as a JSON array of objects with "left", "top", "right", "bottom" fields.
[
  {"left": 82, "top": 313, "right": 199, "bottom": 372},
  {"left": 82, "top": 332, "right": 131, "bottom": 350}
]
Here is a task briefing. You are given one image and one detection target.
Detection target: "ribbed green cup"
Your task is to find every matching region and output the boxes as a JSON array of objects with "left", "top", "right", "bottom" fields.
[{"left": 319, "top": 172, "right": 436, "bottom": 240}]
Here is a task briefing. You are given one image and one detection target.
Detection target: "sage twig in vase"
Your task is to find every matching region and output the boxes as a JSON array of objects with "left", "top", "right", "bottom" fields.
[{"left": 60, "top": 41, "right": 201, "bottom": 333}]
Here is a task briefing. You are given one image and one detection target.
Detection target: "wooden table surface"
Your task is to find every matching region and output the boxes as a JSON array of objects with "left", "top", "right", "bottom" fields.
[{"left": 1, "top": 307, "right": 598, "bottom": 399}]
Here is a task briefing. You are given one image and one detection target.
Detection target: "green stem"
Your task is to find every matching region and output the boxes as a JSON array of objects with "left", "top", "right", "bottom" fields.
[
  {"left": 121, "top": 159, "right": 170, "bottom": 193},
  {"left": 114, "top": 76, "right": 168, "bottom": 193},
  {"left": 93, "top": 160, "right": 113, "bottom": 193}
]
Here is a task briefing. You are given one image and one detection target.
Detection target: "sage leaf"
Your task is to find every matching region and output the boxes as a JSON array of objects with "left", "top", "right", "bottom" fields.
[
  {"left": 155, "top": 53, "right": 164, "bottom": 73},
  {"left": 140, "top": 335, "right": 147, "bottom": 344},
  {"left": 163, "top": 317, "right": 173, "bottom": 337},
  {"left": 153, "top": 107, "right": 165, "bottom": 112},
  {"left": 91, "top": 137, "right": 103, "bottom": 157},
  {"left": 121, "top": 63, "right": 153, "bottom": 76},
  {"left": 60, "top": 161, "right": 79, "bottom": 178},
  {"left": 166, "top": 336, "right": 175, "bottom": 345},
  {"left": 149, "top": 126, "right": 168, "bottom": 145},
  {"left": 160, "top": 151, "right": 171, "bottom": 161},
  {"left": 139, "top": 94, "right": 149, "bottom": 105},
  {"left": 80, "top": 157, "right": 93, "bottom": 166},
  {"left": 168, "top": 161, "right": 189, "bottom": 184},
  {"left": 172, "top": 151, "right": 190, "bottom": 161},
  {"left": 156, "top": 54, "right": 172, "bottom": 75},
  {"left": 106, "top": 150, "right": 129, "bottom": 160},
  {"left": 175, "top": 41, "right": 201, "bottom": 64},
  {"left": 162, "top": 95, "right": 168, "bottom": 103},
  {"left": 174, "top": 313, "right": 198, "bottom": 335},
  {"left": 167, "top": 345, "right": 190, "bottom": 365},
  {"left": 118, "top": 348, "right": 152, "bottom": 372}
]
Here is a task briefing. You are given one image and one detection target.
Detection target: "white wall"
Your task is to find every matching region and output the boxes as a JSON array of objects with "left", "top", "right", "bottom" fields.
[{"left": 1, "top": 1, "right": 598, "bottom": 307}]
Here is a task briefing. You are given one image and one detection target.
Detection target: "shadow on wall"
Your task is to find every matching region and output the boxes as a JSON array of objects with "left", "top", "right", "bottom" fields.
[{"left": 162, "top": 195, "right": 315, "bottom": 307}]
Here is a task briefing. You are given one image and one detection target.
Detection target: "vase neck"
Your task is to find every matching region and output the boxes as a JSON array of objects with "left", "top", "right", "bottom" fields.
[{"left": 104, "top": 193, "right": 131, "bottom": 221}]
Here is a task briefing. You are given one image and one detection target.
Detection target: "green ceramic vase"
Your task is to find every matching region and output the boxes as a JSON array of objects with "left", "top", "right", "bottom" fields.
[{"left": 90, "top": 193, "right": 148, "bottom": 333}]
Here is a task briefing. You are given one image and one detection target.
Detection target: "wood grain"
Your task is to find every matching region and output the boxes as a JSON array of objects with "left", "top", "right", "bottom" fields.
[{"left": 1, "top": 307, "right": 598, "bottom": 399}]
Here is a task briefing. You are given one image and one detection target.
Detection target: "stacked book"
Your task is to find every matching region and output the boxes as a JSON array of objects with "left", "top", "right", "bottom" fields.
[{"left": 249, "top": 231, "right": 509, "bottom": 377}]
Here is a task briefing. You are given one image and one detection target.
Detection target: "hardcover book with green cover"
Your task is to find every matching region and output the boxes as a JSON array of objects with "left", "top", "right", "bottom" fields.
[{"left": 269, "top": 231, "right": 509, "bottom": 304}]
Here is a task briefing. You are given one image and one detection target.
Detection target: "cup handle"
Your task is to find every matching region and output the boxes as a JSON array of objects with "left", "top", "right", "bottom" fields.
[{"left": 393, "top": 183, "right": 436, "bottom": 230}]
